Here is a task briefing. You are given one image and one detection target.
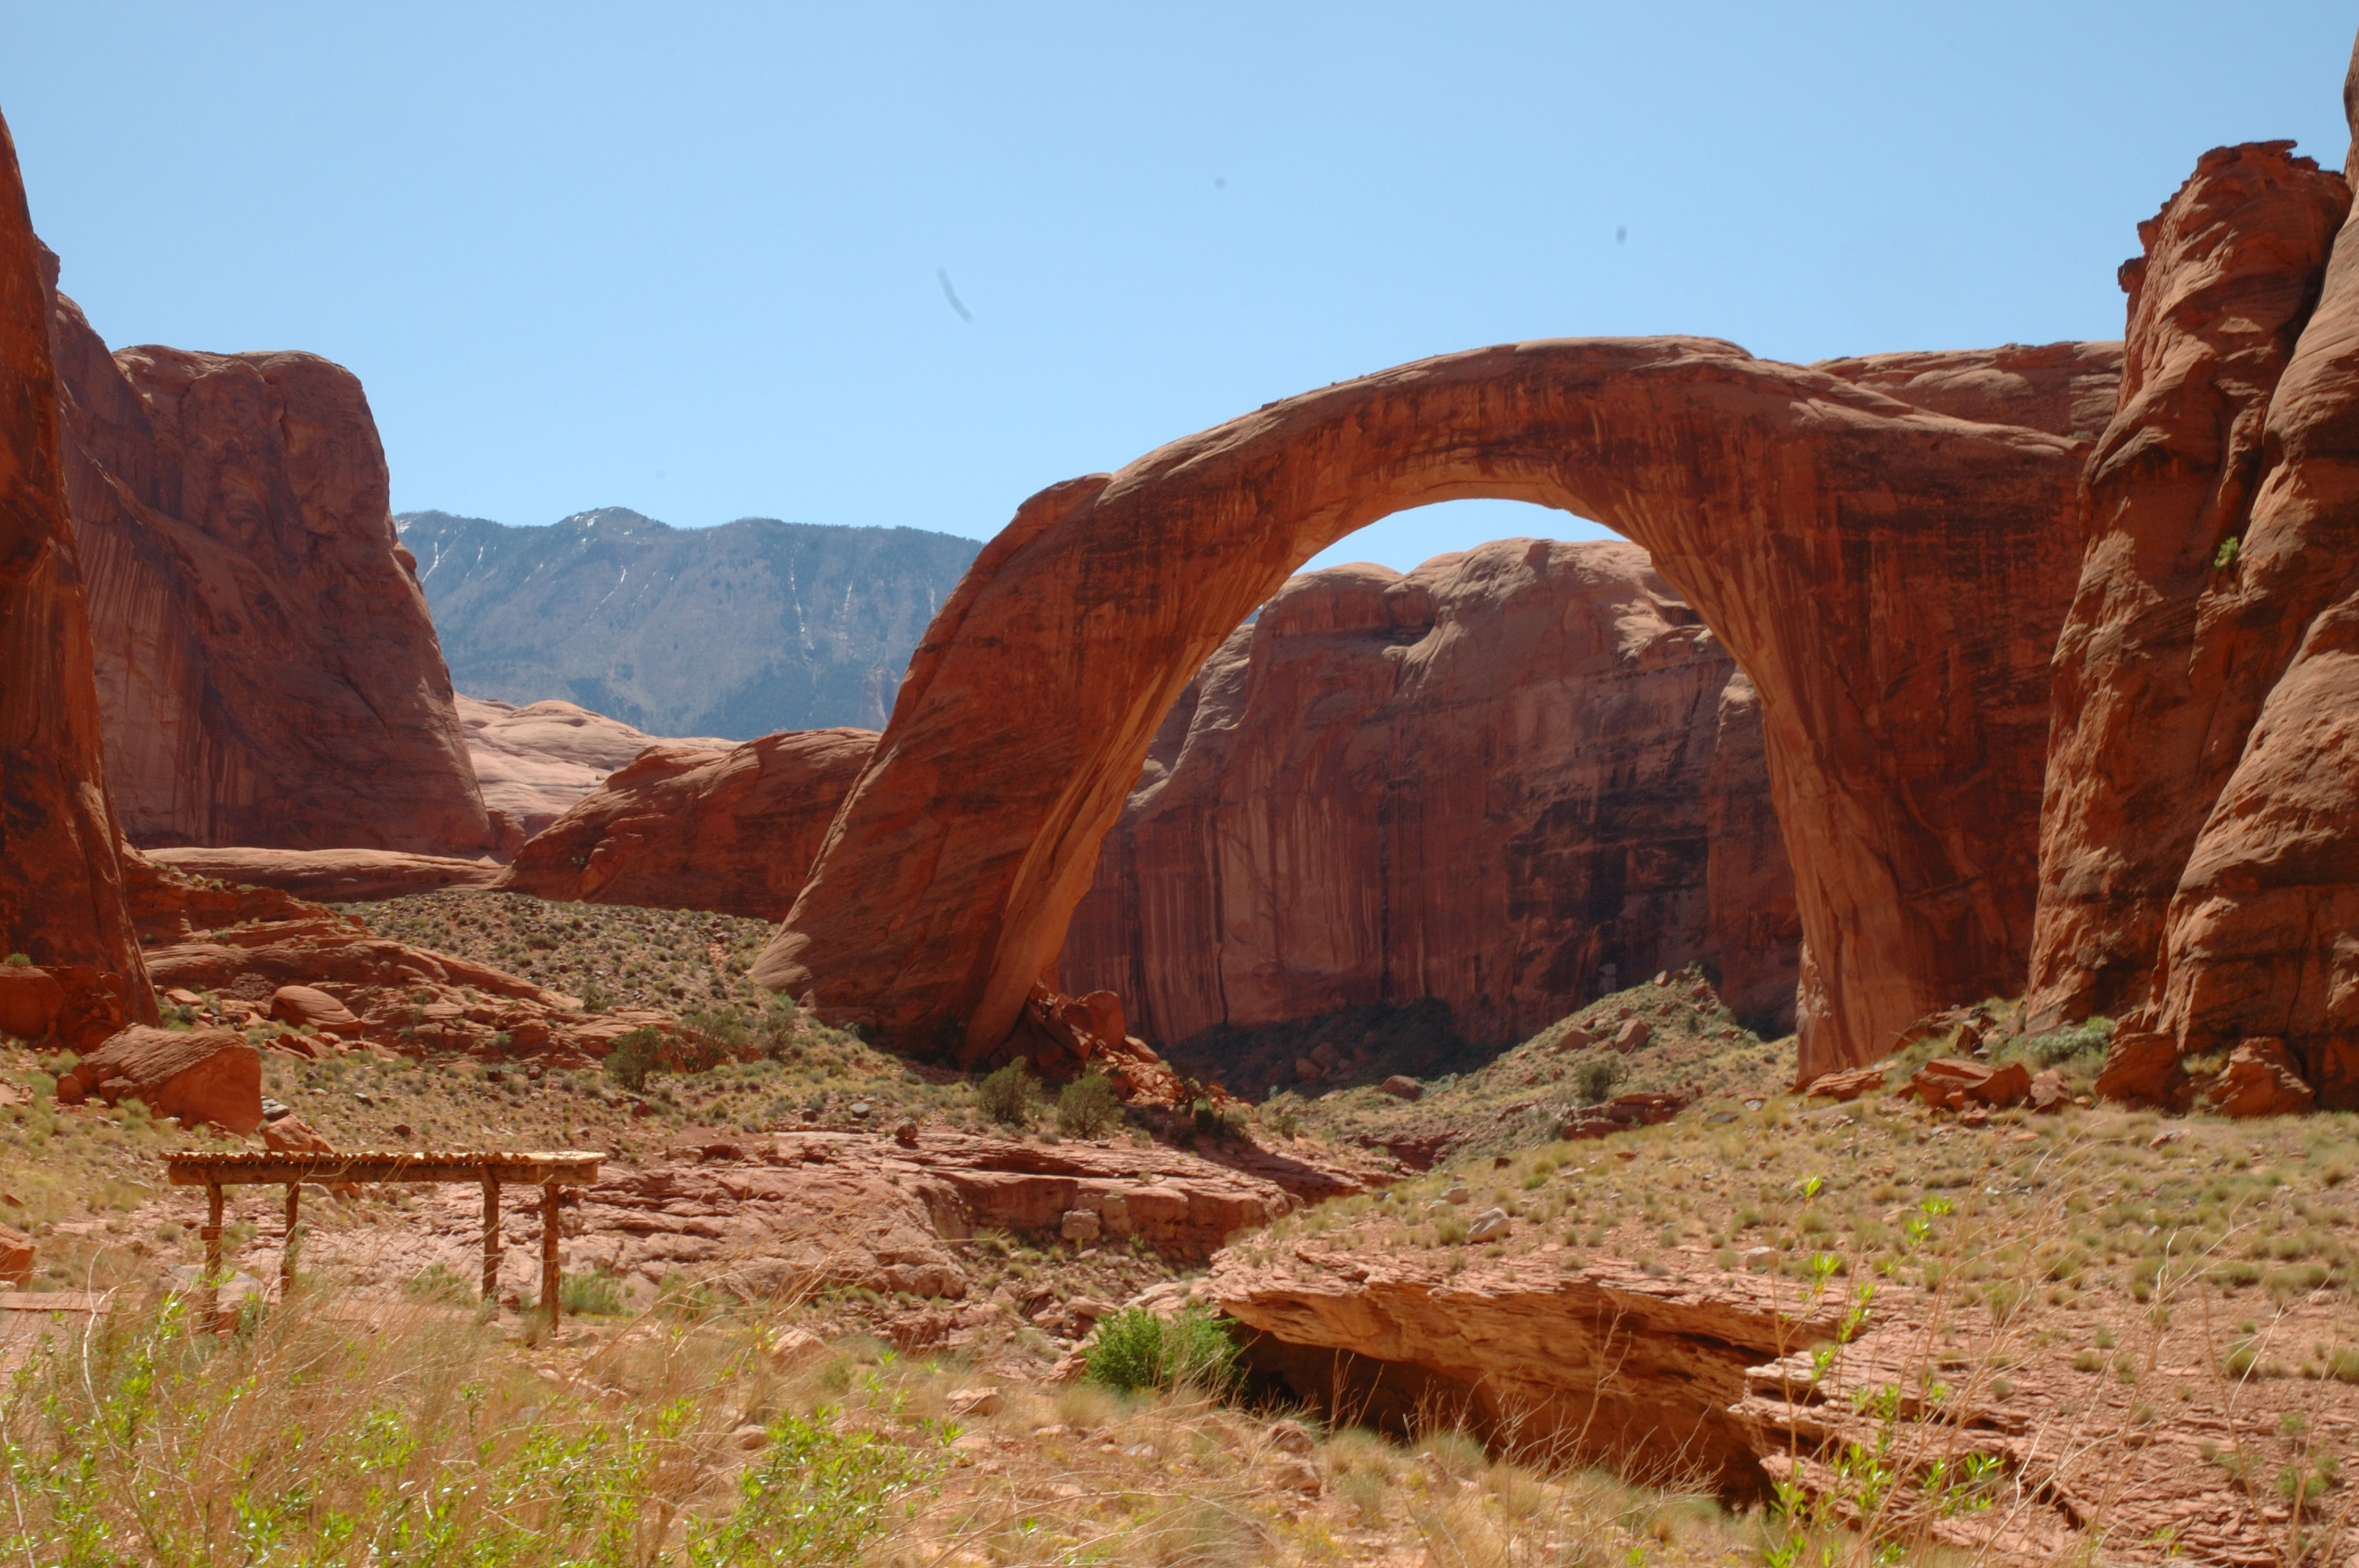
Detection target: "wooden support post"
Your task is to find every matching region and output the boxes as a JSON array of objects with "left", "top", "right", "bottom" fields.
[
  {"left": 540, "top": 1181, "right": 562, "bottom": 1333},
  {"left": 281, "top": 1182, "right": 299, "bottom": 1296},
  {"left": 482, "top": 1173, "right": 501, "bottom": 1303},
  {"left": 203, "top": 1181, "right": 224, "bottom": 1330}
]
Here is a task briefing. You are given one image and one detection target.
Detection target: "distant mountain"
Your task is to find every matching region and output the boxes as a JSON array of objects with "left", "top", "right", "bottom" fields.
[{"left": 396, "top": 508, "right": 982, "bottom": 739}]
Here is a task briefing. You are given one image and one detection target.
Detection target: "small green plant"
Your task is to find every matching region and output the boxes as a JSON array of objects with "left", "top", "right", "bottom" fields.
[
  {"left": 687, "top": 1407, "right": 947, "bottom": 1565},
  {"left": 558, "top": 1269, "right": 627, "bottom": 1316},
  {"left": 2, "top": 953, "right": 29, "bottom": 966},
  {"left": 1054, "top": 1069, "right": 1123, "bottom": 1139},
  {"left": 676, "top": 1008, "right": 748, "bottom": 1073},
  {"left": 1083, "top": 1305, "right": 1241, "bottom": 1393},
  {"left": 603, "top": 1025, "right": 663, "bottom": 1092},
  {"left": 580, "top": 980, "right": 612, "bottom": 1013},
  {"left": 1575, "top": 1055, "right": 1626, "bottom": 1105},
  {"left": 977, "top": 1060, "right": 1038, "bottom": 1127},
  {"left": 2215, "top": 534, "right": 2241, "bottom": 569}
]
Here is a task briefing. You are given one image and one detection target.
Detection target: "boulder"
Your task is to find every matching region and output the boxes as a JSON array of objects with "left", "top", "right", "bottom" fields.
[
  {"left": 760, "top": 336, "right": 2099, "bottom": 1086},
  {"left": 2030, "top": 143, "right": 2351, "bottom": 1029},
  {"left": 2092, "top": 1027, "right": 2188, "bottom": 1107},
  {"left": 1611, "top": 1019, "right": 1652, "bottom": 1054},
  {"left": 0, "top": 110, "right": 153, "bottom": 1021},
  {"left": 269, "top": 985, "right": 363, "bottom": 1036},
  {"left": 0, "top": 966, "right": 64, "bottom": 1040},
  {"left": 45, "top": 256, "right": 491, "bottom": 856},
  {"left": 0, "top": 1222, "right": 31, "bottom": 1286},
  {"left": 1803, "top": 1066, "right": 1885, "bottom": 1102},
  {"left": 1378, "top": 1075, "right": 1423, "bottom": 1102},
  {"left": 499, "top": 728, "right": 877, "bottom": 920},
  {"left": 1907, "top": 1058, "right": 2032, "bottom": 1112},
  {"left": 60, "top": 1025, "right": 260, "bottom": 1132},
  {"left": 2027, "top": 1069, "right": 2072, "bottom": 1115},
  {"left": 2205, "top": 1038, "right": 2317, "bottom": 1118},
  {"left": 1060, "top": 546, "right": 1801, "bottom": 1050}
]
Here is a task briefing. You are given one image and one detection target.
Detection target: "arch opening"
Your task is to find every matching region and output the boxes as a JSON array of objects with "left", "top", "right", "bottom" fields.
[
  {"left": 756, "top": 336, "right": 2106, "bottom": 1084},
  {"left": 1057, "top": 499, "right": 1804, "bottom": 1094}
]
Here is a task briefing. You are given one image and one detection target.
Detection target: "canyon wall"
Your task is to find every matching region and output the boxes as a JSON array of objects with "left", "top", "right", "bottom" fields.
[
  {"left": 42, "top": 270, "right": 490, "bottom": 855},
  {"left": 1060, "top": 543, "right": 1799, "bottom": 1047},
  {"left": 0, "top": 108, "right": 151, "bottom": 1031},
  {"left": 761, "top": 336, "right": 2107, "bottom": 1083},
  {"left": 2030, "top": 143, "right": 2350, "bottom": 1030}
]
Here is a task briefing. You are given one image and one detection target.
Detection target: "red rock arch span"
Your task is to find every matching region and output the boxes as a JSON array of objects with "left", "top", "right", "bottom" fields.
[{"left": 754, "top": 335, "right": 2110, "bottom": 1083}]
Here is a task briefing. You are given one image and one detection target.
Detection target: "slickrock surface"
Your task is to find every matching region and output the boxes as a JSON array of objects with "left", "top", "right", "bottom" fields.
[
  {"left": 148, "top": 847, "right": 501, "bottom": 902},
  {"left": 1212, "top": 1247, "right": 1844, "bottom": 1490},
  {"left": 499, "top": 727, "right": 877, "bottom": 919},
  {"left": 0, "top": 109, "right": 151, "bottom": 1036},
  {"left": 1812, "top": 341, "right": 2124, "bottom": 441},
  {"left": 2031, "top": 142, "right": 2350, "bottom": 1031},
  {"left": 43, "top": 258, "right": 489, "bottom": 855},
  {"left": 1061, "top": 543, "right": 1799, "bottom": 1048},
  {"left": 457, "top": 694, "right": 734, "bottom": 844},
  {"left": 764, "top": 335, "right": 2102, "bottom": 1085}
]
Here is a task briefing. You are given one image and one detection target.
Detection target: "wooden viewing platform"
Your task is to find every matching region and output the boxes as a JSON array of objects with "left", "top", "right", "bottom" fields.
[{"left": 164, "top": 1150, "right": 605, "bottom": 1329}]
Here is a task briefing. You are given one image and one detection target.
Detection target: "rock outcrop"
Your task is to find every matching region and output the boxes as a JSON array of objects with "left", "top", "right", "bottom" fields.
[
  {"left": 56, "top": 1024, "right": 260, "bottom": 1132},
  {"left": 1212, "top": 1247, "right": 1845, "bottom": 1490},
  {"left": 1060, "top": 543, "right": 1800, "bottom": 1048},
  {"left": 43, "top": 261, "right": 490, "bottom": 855},
  {"left": 763, "top": 336, "right": 2107, "bottom": 1082},
  {"left": 2030, "top": 143, "right": 2350, "bottom": 1029},
  {"left": 457, "top": 694, "right": 734, "bottom": 845},
  {"left": 0, "top": 108, "right": 152, "bottom": 1034},
  {"left": 497, "top": 728, "right": 878, "bottom": 919}
]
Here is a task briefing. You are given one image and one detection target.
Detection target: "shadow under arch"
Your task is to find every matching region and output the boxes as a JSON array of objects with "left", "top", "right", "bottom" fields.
[{"left": 756, "top": 335, "right": 2111, "bottom": 1083}]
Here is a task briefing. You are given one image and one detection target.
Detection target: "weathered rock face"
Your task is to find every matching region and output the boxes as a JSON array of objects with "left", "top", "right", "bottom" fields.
[
  {"left": 0, "top": 109, "right": 151, "bottom": 1030},
  {"left": 1060, "top": 542, "right": 1800, "bottom": 1048},
  {"left": 42, "top": 269, "right": 490, "bottom": 855},
  {"left": 2030, "top": 143, "right": 2350, "bottom": 1030},
  {"left": 1812, "top": 341, "right": 2124, "bottom": 441},
  {"left": 763, "top": 336, "right": 2106, "bottom": 1082},
  {"left": 457, "top": 694, "right": 734, "bottom": 845},
  {"left": 498, "top": 728, "right": 878, "bottom": 920}
]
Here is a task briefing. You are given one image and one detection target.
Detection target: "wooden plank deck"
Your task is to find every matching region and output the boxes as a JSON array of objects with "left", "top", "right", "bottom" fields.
[{"left": 164, "top": 1150, "right": 604, "bottom": 1186}]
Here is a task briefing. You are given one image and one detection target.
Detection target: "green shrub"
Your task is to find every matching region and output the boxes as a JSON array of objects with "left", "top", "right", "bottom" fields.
[
  {"left": 559, "top": 1269, "right": 627, "bottom": 1316},
  {"left": 689, "top": 1409, "right": 946, "bottom": 1565},
  {"left": 757, "top": 997, "right": 802, "bottom": 1060},
  {"left": 675, "top": 1009, "right": 747, "bottom": 1073},
  {"left": 1084, "top": 1305, "right": 1240, "bottom": 1394},
  {"left": 2023, "top": 1016, "right": 2113, "bottom": 1070},
  {"left": 1055, "top": 1070, "right": 1123, "bottom": 1139},
  {"left": 2, "top": 953, "right": 28, "bottom": 967},
  {"left": 603, "top": 1026, "right": 663, "bottom": 1092},
  {"left": 1575, "top": 1055, "right": 1625, "bottom": 1105},
  {"left": 580, "top": 981, "right": 612, "bottom": 1013},
  {"left": 977, "top": 1061, "right": 1038, "bottom": 1127}
]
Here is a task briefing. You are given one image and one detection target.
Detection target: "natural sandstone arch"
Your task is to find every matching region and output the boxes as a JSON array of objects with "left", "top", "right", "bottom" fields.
[{"left": 756, "top": 336, "right": 2103, "bottom": 1083}]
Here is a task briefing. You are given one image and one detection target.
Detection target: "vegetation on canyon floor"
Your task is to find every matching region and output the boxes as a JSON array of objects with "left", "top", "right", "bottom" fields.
[{"left": 2, "top": 894, "right": 2356, "bottom": 1562}]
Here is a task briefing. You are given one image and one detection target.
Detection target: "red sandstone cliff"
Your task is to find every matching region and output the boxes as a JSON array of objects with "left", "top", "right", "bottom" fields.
[
  {"left": 0, "top": 108, "right": 152, "bottom": 1036},
  {"left": 2030, "top": 143, "right": 2350, "bottom": 1031},
  {"left": 497, "top": 728, "right": 877, "bottom": 920},
  {"left": 41, "top": 266, "right": 490, "bottom": 855},
  {"left": 1059, "top": 543, "right": 1799, "bottom": 1047}
]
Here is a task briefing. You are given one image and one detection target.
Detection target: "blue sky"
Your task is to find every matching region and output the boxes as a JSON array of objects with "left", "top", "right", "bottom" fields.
[{"left": 5, "top": 4, "right": 2354, "bottom": 572}]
